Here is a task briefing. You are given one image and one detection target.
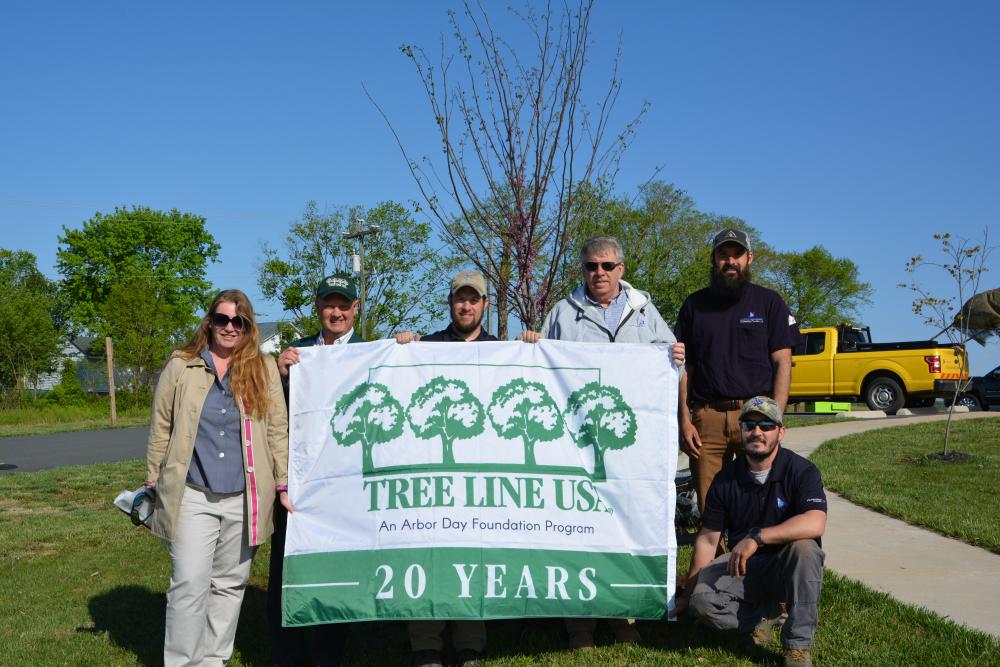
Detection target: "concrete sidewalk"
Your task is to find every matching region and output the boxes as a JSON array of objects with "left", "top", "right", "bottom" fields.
[{"left": 780, "top": 411, "right": 1000, "bottom": 638}]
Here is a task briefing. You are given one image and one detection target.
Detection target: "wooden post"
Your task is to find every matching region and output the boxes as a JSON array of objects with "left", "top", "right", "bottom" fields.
[{"left": 105, "top": 337, "right": 117, "bottom": 427}]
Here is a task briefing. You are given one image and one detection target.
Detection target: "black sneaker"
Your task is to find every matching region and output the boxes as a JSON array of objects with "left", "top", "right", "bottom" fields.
[
  {"left": 413, "top": 649, "right": 444, "bottom": 667},
  {"left": 455, "top": 649, "right": 482, "bottom": 667}
]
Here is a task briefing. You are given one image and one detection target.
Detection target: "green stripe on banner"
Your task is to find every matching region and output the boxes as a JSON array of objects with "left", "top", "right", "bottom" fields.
[{"left": 283, "top": 548, "right": 669, "bottom": 625}]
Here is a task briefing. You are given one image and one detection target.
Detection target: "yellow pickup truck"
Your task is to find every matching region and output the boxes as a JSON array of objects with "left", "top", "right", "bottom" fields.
[{"left": 789, "top": 325, "right": 969, "bottom": 414}]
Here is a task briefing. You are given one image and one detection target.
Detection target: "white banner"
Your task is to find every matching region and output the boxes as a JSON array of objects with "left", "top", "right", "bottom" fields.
[{"left": 283, "top": 339, "right": 677, "bottom": 624}]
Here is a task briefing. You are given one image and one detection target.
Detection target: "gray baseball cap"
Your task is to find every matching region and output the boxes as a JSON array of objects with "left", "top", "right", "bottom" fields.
[{"left": 713, "top": 228, "right": 752, "bottom": 253}]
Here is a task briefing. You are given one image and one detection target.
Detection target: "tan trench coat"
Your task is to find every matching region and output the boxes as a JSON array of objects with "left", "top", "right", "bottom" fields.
[{"left": 146, "top": 351, "right": 288, "bottom": 546}]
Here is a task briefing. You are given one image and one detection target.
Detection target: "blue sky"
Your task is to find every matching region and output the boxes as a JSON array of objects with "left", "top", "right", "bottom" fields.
[{"left": 2, "top": 1, "right": 998, "bottom": 372}]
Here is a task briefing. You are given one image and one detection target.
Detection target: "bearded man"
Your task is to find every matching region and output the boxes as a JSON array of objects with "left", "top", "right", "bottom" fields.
[
  {"left": 394, "top": 269, "right": 496, "bottom": 667},
  {"left": 672, "top": 396, "right": 826, "bottom": 667},
  {"left": 674, "top": 229, "right": 801, "bottom": 512}
]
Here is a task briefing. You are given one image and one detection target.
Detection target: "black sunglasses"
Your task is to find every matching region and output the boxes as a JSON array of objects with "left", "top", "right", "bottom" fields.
[
  {"left": 211, "top": 313, "right": 248, "bottom": 331},
  {"left": 582, "top": 261, "right": 621, "bottom": 272},
  {"left": 740, "top": 419, "right": 779, "bottom": 432}
]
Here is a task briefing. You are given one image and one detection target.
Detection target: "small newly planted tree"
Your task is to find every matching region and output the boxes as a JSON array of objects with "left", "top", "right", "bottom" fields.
[
  {"left": 899, "top": 229, "right": 994, "bottom": 457},
  {"left": 407, "top": 377, "right": 485, "bottom": 465},
  {"left": 488, "top": 379, "right": 563, "bottom": 466},
  {"left": 330, "top": 382, "right": 404, "bottom": 472},
  {"left": 564, "top": 382, "right": 637, "bottom": 481}
]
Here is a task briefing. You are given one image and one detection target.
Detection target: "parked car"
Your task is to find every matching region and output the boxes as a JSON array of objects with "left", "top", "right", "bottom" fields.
[
  {"left": 957, "top": 365, "right": 1000, "bottom": 411},
  {"left": 790, "top": 325, "right": 969, "bottom": 414}
]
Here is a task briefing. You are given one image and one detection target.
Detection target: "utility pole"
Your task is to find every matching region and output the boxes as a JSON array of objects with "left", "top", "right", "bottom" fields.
[{"left": 342, "top": 218, "right": 382, "bottom": 340}]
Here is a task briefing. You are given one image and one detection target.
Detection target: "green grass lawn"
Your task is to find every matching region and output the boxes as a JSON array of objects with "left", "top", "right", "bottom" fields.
[
  {"left": 783, "top": 415, "right": 853, "bottom": 428},
  {"left": 0, "top": 404, "right": 149, "bottom": 437},
  {"left": 811, "top": 418, "right": 1000, "bottom": 553},
  {"left": 2, "top": 461, "right": 997, "bottom": 665}
]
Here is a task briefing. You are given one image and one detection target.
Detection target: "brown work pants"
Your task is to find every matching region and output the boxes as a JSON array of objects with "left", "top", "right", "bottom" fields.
[{"left": 689, "top": 405, "right": 746, "bottom": 513}]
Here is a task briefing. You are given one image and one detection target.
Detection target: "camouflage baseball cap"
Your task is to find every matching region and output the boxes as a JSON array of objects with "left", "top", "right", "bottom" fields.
[
  {"left": 740, "top": 396, "right": 783, "bottom": 425},
  {"left": 316, "top": 273, "right": 358, "bottom": 301},
  {"left": 450, "top": 270, "right": 487, "bottom": 297}
]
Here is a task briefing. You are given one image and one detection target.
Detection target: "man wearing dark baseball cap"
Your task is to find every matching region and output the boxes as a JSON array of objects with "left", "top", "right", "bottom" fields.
[
  {"left": 267, "top": 271, "right": 363, "bottom": 667},
  {"left": 674, "top": 228, "right": 801, "bottom": 513},
  {"left": 672, "top": 396, "right": 827, "bottom": 667}
]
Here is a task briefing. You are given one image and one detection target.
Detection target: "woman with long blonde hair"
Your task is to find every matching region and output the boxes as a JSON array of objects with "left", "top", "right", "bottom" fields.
[{"left": 146, "top": 289, "right": 291, "bottom": 667}]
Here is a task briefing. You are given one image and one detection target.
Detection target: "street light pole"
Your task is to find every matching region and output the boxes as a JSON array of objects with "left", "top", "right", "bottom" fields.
[{"left": 342, "top": 219, "right": 382, "bottom": 340}]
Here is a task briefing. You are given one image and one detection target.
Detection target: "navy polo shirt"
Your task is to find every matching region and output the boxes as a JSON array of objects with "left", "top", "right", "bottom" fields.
[
  {"left": 421, "top": 324, "right": 498, "bottom": 342},
  {"left": 674, "top": 282, "right": 801, "bottom": 404},
  {"left": 701, "top": 446, "right": 827, "bottom": 552}
]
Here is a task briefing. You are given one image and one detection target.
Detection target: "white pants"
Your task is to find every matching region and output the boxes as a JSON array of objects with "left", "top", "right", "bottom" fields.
[{"left": 164, "top": 486, "right": 256, "bottom": 667}]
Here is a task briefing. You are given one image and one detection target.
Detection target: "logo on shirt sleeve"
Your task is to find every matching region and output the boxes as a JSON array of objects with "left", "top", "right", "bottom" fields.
[{"left": 789, "top": 315, "right": 797, "bottom": 325}]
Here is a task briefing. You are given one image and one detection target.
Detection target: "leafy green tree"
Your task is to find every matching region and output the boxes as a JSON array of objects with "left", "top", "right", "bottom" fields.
[
  {"left": 57, "top": 206, "right": 219, "bottom": 331},
  {"left": 488, "top": 379, "right": 564, "bottom": 466},
  {"left": 46, "top": 359, "right": 86, "bottom": 406},
  {"left": 407, "top": 377, "right": 485, "bottom": 464},
  {"left": 258, "top": 200, "right": 457, "bottom": 342},
  {"left": 0, "top": 250, "right": 61, "bottom": 399},
  {"left": 56, "top": 207, "right": 218, "bottom": 389},
  {"left": 564, "top": 382, "right": 637, "bottom": 481},
  {"left": 99, "top": 276, "right": 193, "bottom": 398},
  {"left": 759, "top": 246, "right": 873, "bottom": 327},
  {"left": 330, "top": 382, "right": 405, "bottom": 472}
]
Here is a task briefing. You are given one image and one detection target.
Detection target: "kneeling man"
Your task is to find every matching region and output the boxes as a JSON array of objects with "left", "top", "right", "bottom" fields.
[{"left": 673, "top": 396, "right": 827, "bottom": 667}]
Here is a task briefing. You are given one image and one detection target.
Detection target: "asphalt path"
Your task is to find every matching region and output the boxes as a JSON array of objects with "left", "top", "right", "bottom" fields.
[{"left": 0, "top": 427, "right": 149, "bottom": 473}]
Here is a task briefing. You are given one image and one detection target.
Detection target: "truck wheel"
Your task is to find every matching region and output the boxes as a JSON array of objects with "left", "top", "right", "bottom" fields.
[
  {"left": 956, "top": 394, "right": 981, "bottom": 411},
  {"left": 864, "top": 376, "right": 905, "bottom": 414}
]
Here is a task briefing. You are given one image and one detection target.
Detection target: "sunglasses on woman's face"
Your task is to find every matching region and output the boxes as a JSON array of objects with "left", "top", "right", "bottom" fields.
[
  {"left": 582, "top": 261, "right": 621, "bottom": 272},
  {"left": 211, "top": 313, "right": 248, "bottom": 331}
]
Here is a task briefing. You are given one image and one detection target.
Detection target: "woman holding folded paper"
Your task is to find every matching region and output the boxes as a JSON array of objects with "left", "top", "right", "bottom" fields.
[{"left": 145, "top": 289, "right": 291, "bottom": 667}]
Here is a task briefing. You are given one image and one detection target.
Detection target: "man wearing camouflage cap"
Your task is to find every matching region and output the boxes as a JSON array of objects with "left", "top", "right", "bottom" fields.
[{"left": 672, "top": 397, "right": 827, "bottom": 667}]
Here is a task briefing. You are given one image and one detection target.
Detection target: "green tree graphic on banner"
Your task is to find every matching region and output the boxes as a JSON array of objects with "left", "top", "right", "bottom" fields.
[
  {"left": 407, "top": 377, "right": 486, "bottom": 465},
  {"left": 331, "top": 382, "right": 404, "bottom": 472},
  {"left": 565, "top": 382, "right": 637, "bottom": 481},
  {"left": 488, "top": 379, "right": 564, "bottom": 467}
]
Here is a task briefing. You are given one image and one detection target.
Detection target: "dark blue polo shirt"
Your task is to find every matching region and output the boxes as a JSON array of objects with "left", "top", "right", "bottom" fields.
[
  {"left": 701, "top": 446, "right": 827, "bottom": 552},
  {"left": 674, "top": 283, "right": 801, "bottom": 404},
  {"left": 421, "top": 324, "right": 498, "bottom": 342}
]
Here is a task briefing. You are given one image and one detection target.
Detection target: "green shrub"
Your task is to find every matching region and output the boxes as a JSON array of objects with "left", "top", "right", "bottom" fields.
[{"left": 45, "top": 360, "right": 87, "bottom": 406}]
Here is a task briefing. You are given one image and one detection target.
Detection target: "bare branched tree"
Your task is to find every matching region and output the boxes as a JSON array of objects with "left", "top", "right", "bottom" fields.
[
  {"left": 369, "top": 0, "right": 647, "bottom": 337},
  {"left": 899, "top": 228, "right": 995, "bottom": 456}
]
